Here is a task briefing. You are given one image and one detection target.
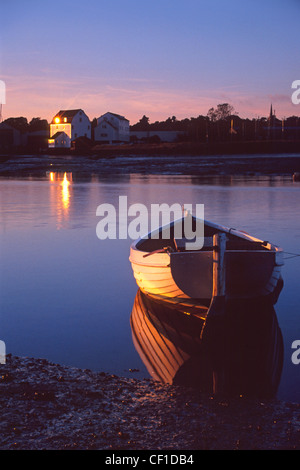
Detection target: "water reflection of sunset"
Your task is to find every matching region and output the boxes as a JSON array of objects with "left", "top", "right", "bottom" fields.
[
  {"left": 61, "top": 172, "right": 71, "bottom": 210},
  {"left": 48, "top": 171, "right": 72, "bottom": 228}
]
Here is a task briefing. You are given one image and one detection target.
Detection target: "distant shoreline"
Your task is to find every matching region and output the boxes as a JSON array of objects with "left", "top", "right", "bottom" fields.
[
  {"left": 1, "top": 144, "right": 300, "bottom": 179},
  {"left": 90, "top": 139, "right": 300, "bottom": 157},
  {"left": 1, "top": 139, "right": 300, "bottom": 160}
]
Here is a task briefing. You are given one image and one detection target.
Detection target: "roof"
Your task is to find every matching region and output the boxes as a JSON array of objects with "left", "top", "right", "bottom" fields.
[
  {"left": 100, "top": 112, "right": 129, "bottom": 122},
  {"left": 0, "top": 122, "right": 18, "bottom": 130},
  {"left": 50, "top": 131, "right": 69, "bottom": 139},
  {"left": 101, "top": 119, "right": 118, "bottom": 131},
  {"left": 0, "top": 122, "right": 21, "bottom": 133},
  {"left": 51, "top": 109, "right": 84, "bottom": 123}
]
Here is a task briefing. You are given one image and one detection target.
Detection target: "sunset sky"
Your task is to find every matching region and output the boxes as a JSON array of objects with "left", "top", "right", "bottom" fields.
[{"left": 0, "top": 0, "right": 299, "bottom": 124}]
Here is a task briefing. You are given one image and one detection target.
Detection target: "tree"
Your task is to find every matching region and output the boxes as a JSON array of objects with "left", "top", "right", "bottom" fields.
[
  {"left": 28, "top": 117, "right": 48, "bottom": 131},
  {"left": 4, "top": 116, "right": 28, "bottom": 132},
  {"left": 207, "top": 107, "right": 217, "bottom": 122},
  {"left": 207, "top": 103, "right": 237, "bottom": 121},
  {"left": 138, "top": 115, "right": 150, "bottom": 127},
  {"left": 130, "top": 115, "right": 150, "bottom": 131}
]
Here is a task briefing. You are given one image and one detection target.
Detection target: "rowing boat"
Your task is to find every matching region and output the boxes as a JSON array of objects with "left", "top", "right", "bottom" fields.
[{"left": 129, "top": 213, "right": 284, "bottom": 306}]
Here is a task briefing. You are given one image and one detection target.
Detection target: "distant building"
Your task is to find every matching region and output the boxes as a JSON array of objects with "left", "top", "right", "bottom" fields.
[
  {"left": 0, "top": 122, "right": 22, "bottom": 150},
  {"left": 48, "top": 131, "right": 71, "bottom": 149},
  {"left": 94, "top": 112, "right": 130, "bottom": 144},
  {"left": 130, "top": 130, "right": 185, "bottom": 143},
  {"left": 48, "top": 109, "right": 91, "bottom": 148},
  {"left": 26, "top": 129, "right": 49, "bottom": 151}
]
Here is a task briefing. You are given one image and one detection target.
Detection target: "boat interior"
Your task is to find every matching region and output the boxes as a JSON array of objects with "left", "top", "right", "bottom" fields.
[{"left": 137, "top": 218, "right": 270, "bottom": 254}]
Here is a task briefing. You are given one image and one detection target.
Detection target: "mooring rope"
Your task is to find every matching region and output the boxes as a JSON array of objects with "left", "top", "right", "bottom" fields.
[{"left": 283, "top": 251, "right": 300, "bottom": 260}]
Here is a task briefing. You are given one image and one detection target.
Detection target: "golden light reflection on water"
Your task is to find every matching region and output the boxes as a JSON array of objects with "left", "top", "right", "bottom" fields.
[
  {"left": 61, "top": 172, "right": 71, "bottom": 210},
  {"left": 48, "top": 171, "right": 72, "bottom": 229}
]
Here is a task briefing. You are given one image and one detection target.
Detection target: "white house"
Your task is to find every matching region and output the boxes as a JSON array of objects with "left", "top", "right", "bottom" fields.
[
  {"left": 48, "top": 131, "right": 71, "bottom": 149},
  {"left": 48, "top": 109, "right": 91, "bottom": 148},
  {"left": 94, "top": 112, "right": 130, "bottom": 144}
]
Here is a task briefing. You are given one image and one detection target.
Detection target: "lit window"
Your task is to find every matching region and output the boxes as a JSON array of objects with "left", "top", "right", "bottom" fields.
[{"left": 64, "top": 118, "right": 67, "bottom": 123}]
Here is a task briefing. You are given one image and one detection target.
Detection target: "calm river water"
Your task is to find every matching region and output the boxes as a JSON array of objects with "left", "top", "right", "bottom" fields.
[{"left": 0, "top": 170, "right": 299, "bottom": 402}]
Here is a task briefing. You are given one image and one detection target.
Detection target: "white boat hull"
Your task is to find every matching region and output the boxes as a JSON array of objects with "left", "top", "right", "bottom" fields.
[{"left": 129, "top": 217, "right": 284, "bottom": 304}]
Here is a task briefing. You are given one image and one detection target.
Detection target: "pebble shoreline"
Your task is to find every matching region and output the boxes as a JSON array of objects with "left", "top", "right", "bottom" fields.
[{"left": 0, "top": 355, "right": 299, "bottom": 450}]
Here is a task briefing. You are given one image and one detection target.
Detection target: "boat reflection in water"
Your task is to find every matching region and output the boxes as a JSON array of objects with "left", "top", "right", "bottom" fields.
[{"left": 130, "top": 289, "right": 284, "bottom": 398}]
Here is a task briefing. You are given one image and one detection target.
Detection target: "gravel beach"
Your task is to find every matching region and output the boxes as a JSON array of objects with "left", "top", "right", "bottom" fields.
[{"left": 0, "top": 355, "right": 299, "bottom": 450}]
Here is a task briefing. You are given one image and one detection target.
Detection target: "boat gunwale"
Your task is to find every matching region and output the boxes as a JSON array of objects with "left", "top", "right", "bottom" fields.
[
  {"left": 129, "top": 249, "right": 279, "bottom": 268},
  {"left": 130, "top": 216, "right": 282, "bottom": 255}
]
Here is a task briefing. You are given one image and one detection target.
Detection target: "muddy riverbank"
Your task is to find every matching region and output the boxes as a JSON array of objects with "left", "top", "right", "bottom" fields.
[
  {"left": 1, "top": 152, "right": 300, "bottom": 180},
  {"left": 0, "top": 355, "right": 299, "bottom": 450}
]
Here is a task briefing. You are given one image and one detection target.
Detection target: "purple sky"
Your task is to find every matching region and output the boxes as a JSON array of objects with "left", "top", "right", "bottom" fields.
[{"left": 1, "top": 0, "right": 299, "bottom": 124}]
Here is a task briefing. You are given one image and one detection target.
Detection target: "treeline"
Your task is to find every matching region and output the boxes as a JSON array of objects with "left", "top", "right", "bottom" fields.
[
  {"left": 2, "top": 117, "right": 49, "bottom": 133},
  {"left": 130, "top": 103, "right": 300, "bottom": 142},
  {"left": 2, "top": 102, "right": 300, "bottom": 144}
]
